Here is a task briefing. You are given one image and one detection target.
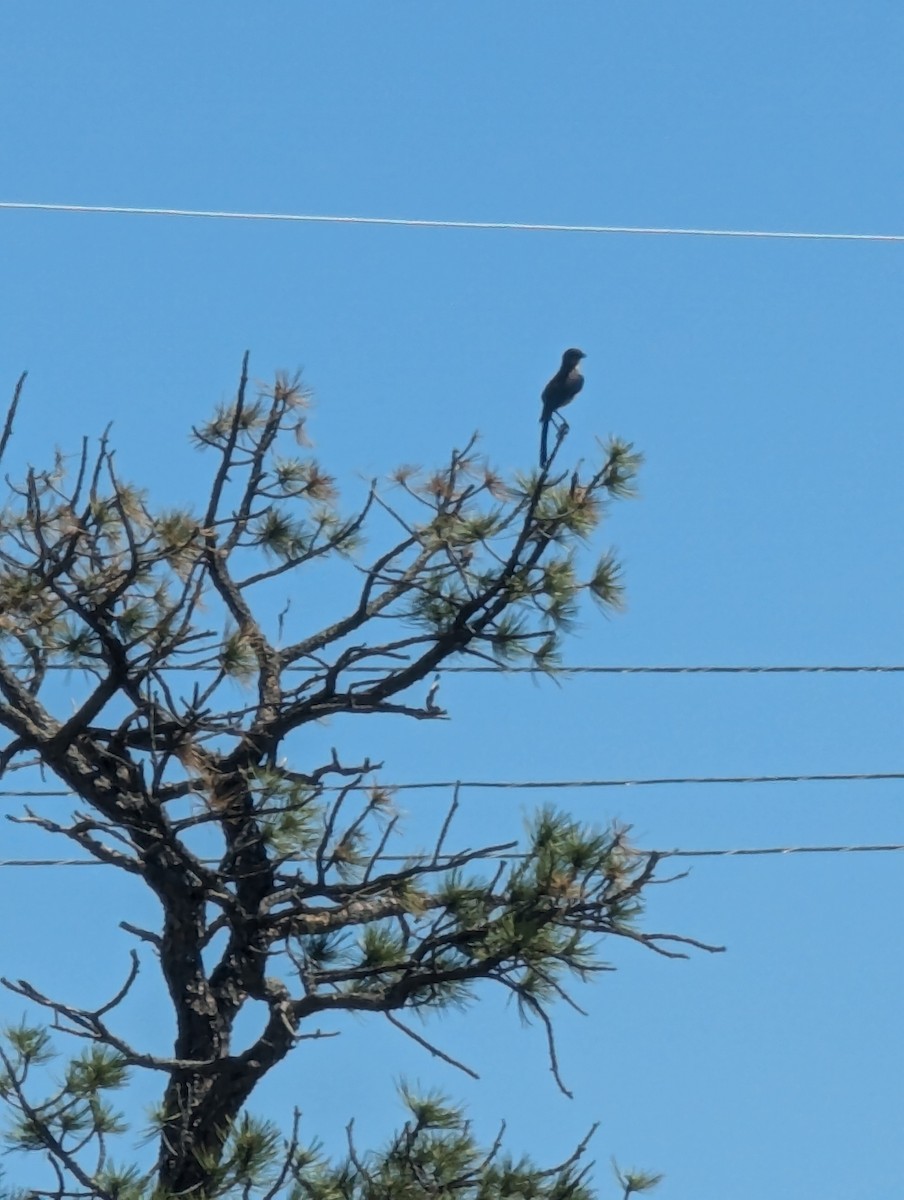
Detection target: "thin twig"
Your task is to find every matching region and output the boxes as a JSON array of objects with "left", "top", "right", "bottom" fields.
[
  {"left": 0, "top": 371, "right": 27, "bottom": 464},
  {"left": 385, "top": 1010, "right": 480, "bottom": 1079}
]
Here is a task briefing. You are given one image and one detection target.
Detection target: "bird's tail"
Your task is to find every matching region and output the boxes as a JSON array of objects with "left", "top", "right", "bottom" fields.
[{"left": 539, "top": 415, "right": 550, "bottom": 469}]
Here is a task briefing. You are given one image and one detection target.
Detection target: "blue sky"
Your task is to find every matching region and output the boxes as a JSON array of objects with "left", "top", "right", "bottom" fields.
[{"left": 1, "top": 4, "right": 902, "bottom": 1197}]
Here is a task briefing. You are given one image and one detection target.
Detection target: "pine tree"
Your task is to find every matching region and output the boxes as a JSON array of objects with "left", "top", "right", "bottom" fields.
[{"left": 0, "top": 359, "right": 719, "bottom": 1198}]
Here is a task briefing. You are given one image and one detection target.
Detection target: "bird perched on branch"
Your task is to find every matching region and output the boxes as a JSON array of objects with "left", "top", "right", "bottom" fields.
[{"left": 540, "top": 348, "right": 586, "bottom": 468}]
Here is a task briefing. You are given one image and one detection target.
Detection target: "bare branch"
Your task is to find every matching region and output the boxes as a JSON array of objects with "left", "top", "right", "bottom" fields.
[
  {"left": 0, "top": 371, "right": 27, "bottom": 464},
  {"left": 384, "top": 1010, "right": 480, "bottom": 1080}
]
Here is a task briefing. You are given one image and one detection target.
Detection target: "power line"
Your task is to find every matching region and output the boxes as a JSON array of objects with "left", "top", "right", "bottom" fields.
[
  {"left": 2, "top": 201, "right": 902, "bottom": 243},
  {"left": 395, "top": 664, "right": 904, "bottom": 675},
  {"left": 28, "top": 662, "right": 904, "bottom": 676},
  {"left": 663, "top": 843, "right": 904, "bottom": 858},
  {"left": 386, "top": 771, "right": 904, "bottom": 790},
  {"left": 0, "top": 842, "right": 901, "bottom": 870},
  {"left": 0, "top": 770, "right": 902, "bottom": 801}
]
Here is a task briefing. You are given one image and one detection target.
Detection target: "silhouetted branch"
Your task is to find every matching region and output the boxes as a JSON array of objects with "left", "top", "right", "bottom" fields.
[
  {"left": 0, "top": 371, "right": 27, "bottom": 465},
  {"left": 385, "top": 1011, "right": 479, "bottom": 1080}
]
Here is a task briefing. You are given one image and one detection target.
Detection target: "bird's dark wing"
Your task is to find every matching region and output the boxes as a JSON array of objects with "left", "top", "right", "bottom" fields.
[{"left": 541, "top": 369, "right": 584, "bottom": 421}]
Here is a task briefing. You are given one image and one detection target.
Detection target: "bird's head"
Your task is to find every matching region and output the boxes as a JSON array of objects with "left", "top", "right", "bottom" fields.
[{"left": 562, "top": 348, "right": 586, "bottom": 367}]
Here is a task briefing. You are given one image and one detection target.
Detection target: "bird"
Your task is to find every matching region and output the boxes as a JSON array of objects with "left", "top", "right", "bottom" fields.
[{"left": 539, "top": 348, "right": 586, "bottom": 468}]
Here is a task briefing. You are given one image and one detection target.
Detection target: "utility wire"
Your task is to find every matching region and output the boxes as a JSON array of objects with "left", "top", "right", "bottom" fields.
[
  {"left": 427, "top": 664, "right": 904, "bottom": 675},
  {"left": 0, "top": 770, "right": 902, "bottom": 800},
  {"left": 379, "top": 772, "right": 904, "bottom": 791},
  {"left": 0, "top": 843, "right": 901, "bottom": 870},
  {"left": 2, "top": 201, "right": 902, "bottom": 243},
  {"left": 28, "top": 662, "right": 904, "bottom": 676}
]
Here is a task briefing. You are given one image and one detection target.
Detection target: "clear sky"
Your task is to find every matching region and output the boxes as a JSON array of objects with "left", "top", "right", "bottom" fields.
[{"left": 1, "top": 4, "right": 902, "bottom": 1198}]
